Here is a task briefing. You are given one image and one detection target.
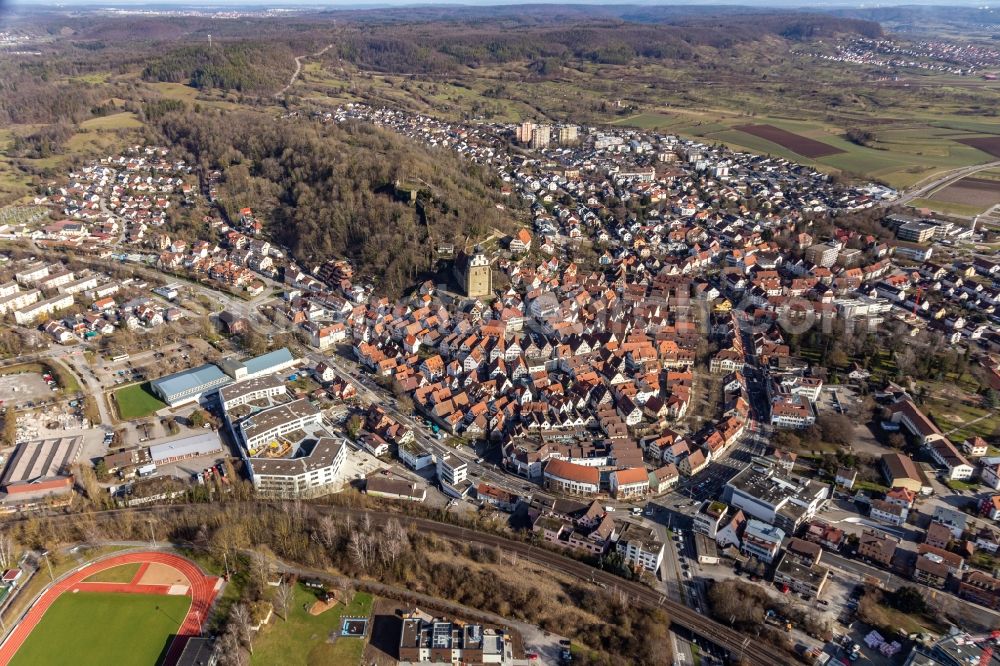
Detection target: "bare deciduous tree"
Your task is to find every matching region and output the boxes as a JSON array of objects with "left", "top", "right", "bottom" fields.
[
  {"left": 314, "top": 515, "right": 336, "bottom": 550},
  {"left": 0, "top": 532, "right": 15, "bottom": 570},
  {"left": 217, "top": 624, "right": 247, "bottom": 666},
  {"left": 382, "top": 518, "right": 407, "bottom": 567},
  {"left": 348, "top": 531, "right": 370, "bottom": 571},
  {"left": 274, "top": 578, "right": 294, "bottom": 621},
  {"left": 231, "top": 603, "right": 255, "bottom": 655}
]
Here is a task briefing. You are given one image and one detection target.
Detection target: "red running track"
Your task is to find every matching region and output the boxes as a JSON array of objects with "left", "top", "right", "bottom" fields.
[{"left": 0, "top": 551, "right": 220, "bottom": 666}]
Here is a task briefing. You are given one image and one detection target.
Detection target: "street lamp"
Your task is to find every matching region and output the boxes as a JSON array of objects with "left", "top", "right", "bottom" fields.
[{"left": 41, "top": 551, "right": 54, "bottom": 582}]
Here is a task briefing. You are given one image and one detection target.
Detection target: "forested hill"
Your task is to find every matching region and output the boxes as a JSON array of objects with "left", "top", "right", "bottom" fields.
[
  {"left": 141, "top": 42, "right": 296, "bottom": 94},
  {"left": 159, "top": 110, "right": 515, "bottom": 293},
  {"left": 133, "top": 8, "right": 882, "bottom": 86},
  {"left": 327, "top": 12, "right": 882, "bottom": 73}
]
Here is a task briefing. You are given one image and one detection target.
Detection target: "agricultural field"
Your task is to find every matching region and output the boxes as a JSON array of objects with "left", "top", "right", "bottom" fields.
[
  {"left": 606, "top": 108, "right": 1000, "bottom": 188},
  {"left": 908, "top": 197, "right": 990, "bottom": 218},
  {"left": 957, "top": 136, "right": 1000, "bottom": 159},
  {"left": 732, "top": 124, "right": 845, "bottom": 158},
  {"left": 927, "top": 176, "right": 1000, "bottom": 213},
  {"left": 113, "top": 382, "right": 167, "bottom": 420},
  {"left": 8, "top": 592, "right": 191, "bottom": 666}
]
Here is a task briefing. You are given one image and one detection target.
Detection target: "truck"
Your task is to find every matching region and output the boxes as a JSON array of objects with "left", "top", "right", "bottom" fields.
[{"left": 136, "top": 464, "right": 157, "bottom": 478}]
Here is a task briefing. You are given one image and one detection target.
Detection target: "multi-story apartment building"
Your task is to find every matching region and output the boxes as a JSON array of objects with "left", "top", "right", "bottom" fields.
[
  {"left": 14, "top": 293, "right": 74, "bottom": 325},
  {"left": 437, "top": 454, "right": 468, "bottom": 487},
  {"left": 609, "top": 467, "right": 649, "bottom": 499},
  {"left": 615, "top": 522, "right": 665, "bottom": 572},
  {"left": 0, "top": 288, "right": 39, "bottom": 315},
  {"left": 740, "top": 519, "right": 785, "bottom": 563},
  {"left": 239, "top": 399, "right": 322, "bottom": 455},
  {"left": 858, "top": 530, "right": 898, "bottom": 567},
  {"left": 248, "top": 437, "right": 346, "bottom": 498},
  {"left": 219, "top": 374, "right": 287, "bottom": 412},
  {"left": 896, "top": 221, "right": 936, "bottom": 243},
  {"left": 804, "top": 243, "right": 839, "bottom": 268},
  {"left": 399, "top": 610, "right": 509, "bottom": 665}
]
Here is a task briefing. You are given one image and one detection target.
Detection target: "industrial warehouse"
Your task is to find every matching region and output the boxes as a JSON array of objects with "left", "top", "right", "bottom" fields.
[{"left": 0, "top": 436, "right": 83, "bottom": 501}]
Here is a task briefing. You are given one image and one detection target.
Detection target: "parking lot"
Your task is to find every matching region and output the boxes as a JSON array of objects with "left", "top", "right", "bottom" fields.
[
  {"left": 0, "top": 372, "right": 57, "bottom": 406},
  {"left": 93, "top": 339, "right": 219, "bottom": 390}
]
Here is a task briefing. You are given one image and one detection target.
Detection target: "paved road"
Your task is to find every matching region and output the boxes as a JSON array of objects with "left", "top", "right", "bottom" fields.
[{"left": 890, "top": 159, "right": 1000, "bottom": 208}]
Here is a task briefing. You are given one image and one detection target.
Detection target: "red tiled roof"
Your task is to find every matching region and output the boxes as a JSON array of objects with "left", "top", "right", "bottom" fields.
[
  {"left": 613, "top": 467, "right": 649, "bottom": 485},
  {"left": 544, "top": 458, "right": 599, "bottom": 485}
]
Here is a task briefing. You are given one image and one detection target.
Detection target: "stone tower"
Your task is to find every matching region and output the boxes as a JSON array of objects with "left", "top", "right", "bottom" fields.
[{"left": 464, "top": 248, "right": 492, "bottom": 298}]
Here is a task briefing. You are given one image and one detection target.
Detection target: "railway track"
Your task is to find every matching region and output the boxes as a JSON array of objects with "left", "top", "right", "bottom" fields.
[
  {"left": 14, "top": 502, "right": 784, "bottom": 664},
  {"left": 368, "top": 513, "right": 783, "bottom": 666}
]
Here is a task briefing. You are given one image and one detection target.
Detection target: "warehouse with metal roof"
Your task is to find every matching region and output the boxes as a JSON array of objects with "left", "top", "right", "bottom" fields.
[
  {"left": 219, "top": 347, "right": 297, "bottom": 382},
  {"left": 149, "top": 432, "right": 224, "bottom": 465},
  {"left": 149, "top": 363, "right": 232, "bottom": 407},
  {"left": 1, "top": 436, "right": 82, "bottom": 498}
]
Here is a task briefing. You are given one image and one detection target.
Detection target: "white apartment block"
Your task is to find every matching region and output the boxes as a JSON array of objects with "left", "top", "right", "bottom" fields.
[
  {"left": 437, "top": 454, "right": 468, "bottom": 486},
  {"left": 14, "top": 293, "right": 73, "bottom": 325},
  {"left": 58, "top": 275, "right": 100, "bottom": 296},
  {"left": 239, "top": 398, "right": 322, "bottom": 455},
  {"left": 14, "top": 262, "right": 49, "bottom": 285},
  {"left": 0, "top": 288, "right": 39, "bottom": 316},
  {"left": 220, "top": 374, "right": 287, "bottom": 412},
  {"left": 616, "top": 523, "right": 664, "bottom": 572},
  {"left": 38, "top": 270, "right": 75, "bottom": 291},
  {"left": 249, "top": 437, "right": 347, "bottom": 498}
]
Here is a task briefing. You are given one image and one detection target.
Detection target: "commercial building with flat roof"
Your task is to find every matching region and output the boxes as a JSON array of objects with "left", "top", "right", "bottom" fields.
[
  {"left": 149, "top": 363, "right": 232, "bottom": 407},
  {"left": 366, "top": 476, "right": 426, "bottom": 502},
  {"left": 615, "top": 522, "right": 664, "bottom": 572},
  {"left": 905, "top": 632, "right": 1000, "bottom": 666},
  {"left": 249, "top": 437, "right": 347, "bottom": 498},
  {"left": 219, "top": 374, "right": 286, "bottom": 412},
  {"left": 219, "top": 347, "right": 297, "bottom": 382},
  {"left": 723, "top": 465, "right": 828, "bottom": 533},
  {"left": 176, "top": 638, "right": 217, "bottom": 666},
  {"left": 1, "top": 436, "right": 82, "bottom": 498},
  {"left": 149, "top": 348, "right": 299, "bottom": 408},
  {"left": 773, "top": 551, "right": 829, "bottom": 597},
  {"left": 239, "top": 398, "right": 322, "bottom": 455},
  {"left": 149, "top": 432, "right": 224, "bottom": 465}
]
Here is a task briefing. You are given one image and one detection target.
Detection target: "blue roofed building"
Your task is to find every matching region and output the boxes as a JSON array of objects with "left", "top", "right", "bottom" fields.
[
  {"left": 220, "top": 347, "right": 298, "bottom": 381},
  {"left": 149, "top": 363, "right": 232, "bottom": 407},
  {"left": 147, "top": 347, "right": 299, "bottom": 409}
]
